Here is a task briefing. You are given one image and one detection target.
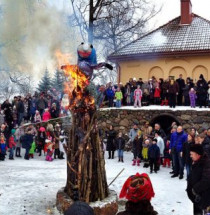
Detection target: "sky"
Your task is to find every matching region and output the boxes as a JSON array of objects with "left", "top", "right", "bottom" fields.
[{"left": 150, "top": 0, "right": 210, "bottom": 29}]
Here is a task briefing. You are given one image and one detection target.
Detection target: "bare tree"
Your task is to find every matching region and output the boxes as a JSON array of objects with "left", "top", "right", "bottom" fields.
[{"left": 70, "top": 0, "right": 161, "bottom": 47}]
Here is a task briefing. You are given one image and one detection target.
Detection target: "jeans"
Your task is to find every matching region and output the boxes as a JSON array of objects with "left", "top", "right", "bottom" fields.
[
  {"left": 186, "top": 163, "right": 192, "bottom": 179},
  {"left": 9, "top": 147, "right": 15, "bottom": 158},
  {"left": 116, "top": 100, "right": 121, "bottom": 108},
  {"left": 118, "top": 149, "right": 124, "bottom": 157},
  {"left": 172, "top": 151, "right": 184, "bottom": 176}
]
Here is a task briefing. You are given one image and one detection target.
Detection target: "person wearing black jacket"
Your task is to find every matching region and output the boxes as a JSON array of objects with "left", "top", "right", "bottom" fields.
[
  {"left": 196, "top": 74, "right": 208, "bottom": 108},
  {"left": 176, "top": 74, "right": 185, "bottom": 106},
  {"left": 148, "top": 139, "right": 160, "bottom": 173},
  {"left": 186, "top": 144, "right": 210, "bottom": 215},
  {"left": 106, "top": 125, "right": 116, "bottom": 159},
  {"left": 115, "top": 132, "right": 125, "bottom": 162},
  {"left": 21, "top": 129, "right": 34, "bottom": 160},
  {"left": 202, "top": 128, "right": 210, "bottom": 157},
  {"left": 17, "top": 97, "right": 25, "bottom": 126},
  {"left": 182, "top": 134, "right": 194, "bottom": 179}
]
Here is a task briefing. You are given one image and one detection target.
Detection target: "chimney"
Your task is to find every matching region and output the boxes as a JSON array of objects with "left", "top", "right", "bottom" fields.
[{"left": 180, "top": 0, "right": 192, "bottom": 25}]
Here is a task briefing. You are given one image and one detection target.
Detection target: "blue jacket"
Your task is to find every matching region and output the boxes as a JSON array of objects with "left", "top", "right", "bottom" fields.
[
  {"left": 78, "top": 48, "right": 97, "bottom": 65},
  {"left": 22, "top": 134, "right": 34, "bottom": 150},
  {"left": 106, "top": 88, "right": 114, "bottom": 99},
  {"left": 170, "top": 131, "right": 187, "bottom": 152},
  {"left": 148, "top": 144, "right": 160, "bottom": 159}
]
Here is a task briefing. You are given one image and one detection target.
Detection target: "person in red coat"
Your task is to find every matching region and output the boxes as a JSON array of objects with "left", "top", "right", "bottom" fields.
[
  {"left": 42, "top": 108, "right": 51, "bottom": 122},
  {"left": 9, "top": 129, "right": 17, "bottom": 160},
  {"left": 154, "top": 86, "right": 161, "bottom": 105},
  {"left": 117, "top": 173, "right": 157, "bottom": 215}
]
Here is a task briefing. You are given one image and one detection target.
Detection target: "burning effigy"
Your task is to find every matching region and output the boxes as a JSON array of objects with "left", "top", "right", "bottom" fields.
[{"left": 56, "top": 44, "right": 118, "bottom": 215}]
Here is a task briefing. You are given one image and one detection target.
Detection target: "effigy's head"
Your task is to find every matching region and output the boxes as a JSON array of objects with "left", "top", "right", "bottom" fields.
[{"left": 77, "top": 42, "right": 93, "bottom": 59}]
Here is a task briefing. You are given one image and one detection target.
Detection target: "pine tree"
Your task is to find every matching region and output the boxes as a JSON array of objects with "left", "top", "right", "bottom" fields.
[
  {"left": 37, "top": 68, "right": 52, "bottom": 93},
  {"left": 52, "top": 69, "right": 65, "bottom": 92}
]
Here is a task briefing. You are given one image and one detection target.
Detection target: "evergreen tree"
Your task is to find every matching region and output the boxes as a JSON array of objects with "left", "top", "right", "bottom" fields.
[
  {"left": 37, "top": 68, "right": 52, "bottom": 93},
  {"left": 52, "top": 69, "right": 65, "bottom": 92}
]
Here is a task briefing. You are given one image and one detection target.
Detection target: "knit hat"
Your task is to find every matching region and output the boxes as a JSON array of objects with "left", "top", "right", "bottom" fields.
[
  {"left": 199, "top": 74, "right": 204, "bottom": 79},
  {"left": 11, "top": 129, "right": 16, "bottom": 135},
  {"left": 64, "top": 201, "right": 94, "bottom": 215},
  {"left": 190, "top": 144, "right": 204, "bottom": 156},
  {"left": 119, "top": 173, "right": 155, "bottom": 203}
]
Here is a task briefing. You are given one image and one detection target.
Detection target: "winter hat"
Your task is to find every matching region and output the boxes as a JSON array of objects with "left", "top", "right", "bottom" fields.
[
  {"left": 199, "top": 74, "right": 204, "bottom": 79},
  {"left": 11, "top": 129, "right": 16, "bottom": 135},
  {"left": 119, "top": 173, "right": 155, "bottom": 203},
  {"left": 190, "top": 144, "right": 204, "bottom": 156},
  {"left": 152, "top": 139, "right": 157, "bottom": 143},
  {"left": 64, "top": 201, "right": 94, "bottom": 215},
  {"left": 39, "top": 127, "right": 46, "bottom": 132}
]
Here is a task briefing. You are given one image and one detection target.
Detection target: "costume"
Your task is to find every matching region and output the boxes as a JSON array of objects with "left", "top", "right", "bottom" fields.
[
  {"left": 45, "top": 139, "right": 54, "bottom": 161},
  {"left": 77, "top": 43, "right": 113, "bottom": 79}
]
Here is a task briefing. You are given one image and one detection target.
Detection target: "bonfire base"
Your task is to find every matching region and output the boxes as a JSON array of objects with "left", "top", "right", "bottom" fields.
[{"left": 56, "top": 188, "right": 118, "bottom": 215}]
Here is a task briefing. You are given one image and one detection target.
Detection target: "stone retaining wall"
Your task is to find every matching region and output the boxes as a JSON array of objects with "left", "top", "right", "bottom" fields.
[{"left": 97, "top": 109, "right": 210, "bottom": 134}]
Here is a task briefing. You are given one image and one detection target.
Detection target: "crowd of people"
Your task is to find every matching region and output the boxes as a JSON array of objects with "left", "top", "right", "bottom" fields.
[
  {"left": 104, "top": 121, "right": 210, "bottom": 214},
  {"left": 100, "top": 74, "right": 210, "bottom": 108}
]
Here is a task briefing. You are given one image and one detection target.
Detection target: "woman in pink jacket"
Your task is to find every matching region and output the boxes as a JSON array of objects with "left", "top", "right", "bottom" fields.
[
  {"left": 134, "top": 85, "right": 142, "bottom": 108},
  {"left": 42, "top": 108, "right": 51, "bottom": 122}
]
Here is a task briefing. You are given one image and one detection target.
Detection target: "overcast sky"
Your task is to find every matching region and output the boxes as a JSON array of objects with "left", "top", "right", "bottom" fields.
[
  {"left": 51, "top": 0, "right": 210, "bottom": 30},
  {"left": 151, "top": 0, "right": 210, "bottom": 28}
]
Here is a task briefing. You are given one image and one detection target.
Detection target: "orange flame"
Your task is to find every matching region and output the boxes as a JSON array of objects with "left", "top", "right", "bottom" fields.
[{"left": 56, "top": 51, "right": 95, "bottom": 111}]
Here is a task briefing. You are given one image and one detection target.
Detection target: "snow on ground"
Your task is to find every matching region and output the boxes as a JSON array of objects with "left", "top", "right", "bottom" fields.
[
  {"left": 0, "top": 151, "right": 192, "bottom": 215},
  {"left": 101, "top": 105, "right": 210, "bottom": 111}
]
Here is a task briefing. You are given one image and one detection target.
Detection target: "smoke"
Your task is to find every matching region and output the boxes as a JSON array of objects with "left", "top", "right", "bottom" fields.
[{"left": 0, "top": 0, "right": 78, "bottom": 80}]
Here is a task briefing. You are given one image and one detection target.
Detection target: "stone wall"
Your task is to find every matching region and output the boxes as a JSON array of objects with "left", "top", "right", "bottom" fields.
[{"left": 97, "top": 109, "right": 210, "bottom": 134}]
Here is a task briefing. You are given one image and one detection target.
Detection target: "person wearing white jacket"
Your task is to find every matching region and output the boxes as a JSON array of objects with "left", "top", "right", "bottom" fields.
[{"left": 155, "top": 131, "right": 165, "bottom": 170}]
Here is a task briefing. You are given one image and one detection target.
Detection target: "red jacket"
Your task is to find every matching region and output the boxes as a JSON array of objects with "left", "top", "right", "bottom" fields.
[
  {"left": 42, "top": 111, "right": 51, "bottom": 122},
  {"left": 9, "top": 136, "right": 16, "bottom": 148},
  {"left": 154, "top": 88, "right": 161, "bottom": 98}
]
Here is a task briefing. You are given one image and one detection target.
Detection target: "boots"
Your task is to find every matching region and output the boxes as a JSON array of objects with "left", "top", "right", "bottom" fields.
[
  {"left": 137, "top": 159, "right": 140, "bottom": 166},
  {"left": 161, "top": 100, "right": 165, "bottom": 106},
  {"left": 121, "top": 157, "right": 124, "bottom": 163},
  {"left": 118, "top": 157, "right": 120, "bottom": 162},
  {"left": 112, "top": 151, "right": 114, "bottom": 159},
  {"left": 163, "top": 159, "right": 167, "bottom": 167},
  {"left": 165, "top": 100, "right": 169, "bottom": 106},
  {"left": 132, "top": 160, "right": 136, "bottom": 166},
  {"left": 108, "top": 151, "right": 111, "bottom": 159}
]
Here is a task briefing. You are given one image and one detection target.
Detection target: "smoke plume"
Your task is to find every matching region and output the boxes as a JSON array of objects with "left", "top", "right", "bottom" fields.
[{"left": 0, "top": 0, "right": 78, "bottom": 80}]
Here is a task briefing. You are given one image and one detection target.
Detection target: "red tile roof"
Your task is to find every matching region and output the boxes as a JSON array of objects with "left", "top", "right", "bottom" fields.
[{"left": 108, "top": 14, "right": 210, "bottom": 61}]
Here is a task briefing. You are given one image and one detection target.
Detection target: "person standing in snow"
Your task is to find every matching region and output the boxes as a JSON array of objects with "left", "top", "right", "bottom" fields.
[
  {"left": 134, "top": 85, "right": 142, "bottom": 108},
  {"left": 155, "top": 131, "right": 165, "bottom": 168},
  {"left": 189, "top": 88, "right": 197, "bottom": 108},
  {"left": 8, "top": 129, "right": 16, "bottom": 160},
  {"left": 21, "top": 129, "right": 34, "bottom": 160},
  {"left": 106, "top": 125, "right": 116, "bottom": 159},
  {"left": 148, "top": 139, "right": 160, "bottom": 173},
  {"left": 167, "top": 79, "right": 179, "bottom": 108},
  {"left": 132, "top": 134, "right": 142, "bottom": 166},
  {"left": 169, "top": 126, "right": 187, "bottom": 179},
  {"left": 115, "top": 87, "right": 123, "bottom": 108},
  {"left": 59, "top": 130, "right": 67, "bottom": 159},
  {"left": 115, "top": 132, "right": 125, "bottom": 162},
  {"left": 196, "top": 74, "right": 208, "bottom": 108}
]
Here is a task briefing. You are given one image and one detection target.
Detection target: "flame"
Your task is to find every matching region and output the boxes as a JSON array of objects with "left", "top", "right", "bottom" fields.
[{"left": 56, "top": 51, "right": 95, "bottom": 111}]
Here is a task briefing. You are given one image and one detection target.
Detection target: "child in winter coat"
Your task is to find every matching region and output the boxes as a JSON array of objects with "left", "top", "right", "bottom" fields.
[
  {"left": 142, "top": 139, "right": 150, "bottom": 161},
  {"left": 115, "top": 132, "right": 125, "bottom": 162},
  {"left": 37, "top": 127, "right": 46, "bottom": 156},
  {"left": 163, "top": 140, "right": 171, "bottom": 167},
  {"left": 45, "top": 139, "right": 54, "bottom": 161},
  {"left": 134, "top": 85, "right": 142, "bottom": 108},
  {"left": 154, "top": 86, "right": 161, "bottom": 105},
  {"left": 9, "top": 129, "right": 17, "bottom": 160},
  {"left": 115, "top": 88, "right": 123, "bottom": 108},
  {"left": 148, "top": 139, "right": 160, "bottom": 173},
  {"left": 0, "top": 132, "right": 6, "bottom": 161},
  {"left": 22, "top": 129, "right": 34, "bottom": 160},
  {"left": 189, "top": 88, "right": 197, "bottom": 108},
  {"left": 59, "top": 130, "right": 67, "bottom": 159},
  {"left": 132, "top": 135, "right": 142, "bottom": 166},
  {"left": 42, "top": 108, "right": 51, "bottom": 122},
  {"left": 29, "top": 140, "right": 36, "bottom": 158},
  {"left": 34, "top": 110, "right": 42, "bottom": 123}
]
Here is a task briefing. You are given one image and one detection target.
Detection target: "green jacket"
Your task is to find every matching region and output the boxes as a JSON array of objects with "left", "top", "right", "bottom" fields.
[
  {"left": 29, "top": 142, "right": 36, "bottom": 154},
  {"left": 115, "top": 91, "right": 123, "bottom": 100}
]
